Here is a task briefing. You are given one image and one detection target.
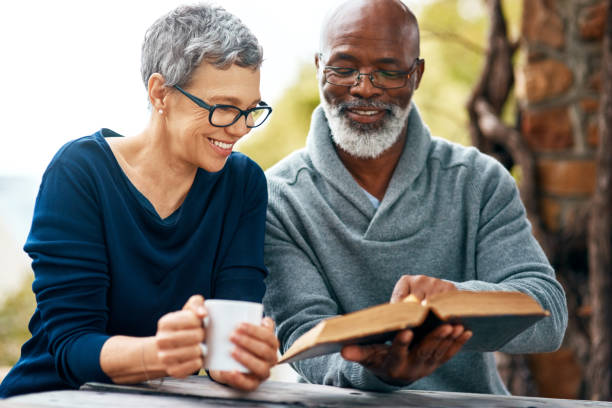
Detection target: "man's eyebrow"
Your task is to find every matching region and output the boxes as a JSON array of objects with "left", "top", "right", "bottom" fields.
[
  {"left": 330, "top": 53, "right": 358, "bottom": 62},
  {"left": 376, "top": 57, "right": 401, "bottom": 65},
  {"left": 327, "top": 54, "right": 401, "bottom": 66}
]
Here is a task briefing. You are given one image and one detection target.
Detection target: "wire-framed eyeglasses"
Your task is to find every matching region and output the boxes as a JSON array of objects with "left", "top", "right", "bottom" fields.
[
  {"left": 322, "top": 58, "right": 423, "bottom": 89},
  {"left": 174, "top": 85, "right": 272, "bottom": 128}
]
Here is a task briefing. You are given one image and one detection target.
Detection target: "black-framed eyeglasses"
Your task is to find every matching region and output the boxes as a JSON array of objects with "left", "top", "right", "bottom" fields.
[
  {"left": 174, "top": 85, "right": 272, "bottom": 128},
  {"left": 322, "top": 58, "right": 423, "bottom": 89}
]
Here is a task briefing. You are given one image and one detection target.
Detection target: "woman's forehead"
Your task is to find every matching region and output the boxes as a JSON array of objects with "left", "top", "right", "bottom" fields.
[{"left": 187, "top": 64, "right": 261, "bottom": 104}]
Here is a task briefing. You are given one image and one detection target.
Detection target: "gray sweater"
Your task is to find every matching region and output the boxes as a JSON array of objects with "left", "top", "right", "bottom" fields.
[{"left": 263, "top": 105, "right": 568, "bottom": 394}]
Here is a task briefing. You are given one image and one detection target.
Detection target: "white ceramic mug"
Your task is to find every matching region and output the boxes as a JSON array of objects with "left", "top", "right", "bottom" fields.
[{"left": 202, "top": 299, "right": 263, "bottom": 372}]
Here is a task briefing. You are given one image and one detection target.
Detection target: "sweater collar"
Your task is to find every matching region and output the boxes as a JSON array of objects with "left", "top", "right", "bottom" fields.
[{"left": 307, "top": 103, "right": 432, "bottom": 215}]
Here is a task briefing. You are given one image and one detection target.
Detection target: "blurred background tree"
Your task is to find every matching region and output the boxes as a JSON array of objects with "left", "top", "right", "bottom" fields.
[{"left": 0, "top": 273, "right": 35, "bottom": 369}]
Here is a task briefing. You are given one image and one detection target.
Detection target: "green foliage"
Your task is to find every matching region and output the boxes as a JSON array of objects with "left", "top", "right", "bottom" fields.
[
  {"left": 0, "top": 273, "right": 35, "bottom": 366},
  {"left": 414, "top": 0, "right": 522, "bottom": 146},
  {"left": 237, "top": 64, "right": 320, "bottom": 170}
]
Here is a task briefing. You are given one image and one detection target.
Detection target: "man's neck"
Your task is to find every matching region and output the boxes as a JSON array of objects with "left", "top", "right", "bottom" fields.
[{"left": 336, "top": 131, "right": 407, "bottom": 201}]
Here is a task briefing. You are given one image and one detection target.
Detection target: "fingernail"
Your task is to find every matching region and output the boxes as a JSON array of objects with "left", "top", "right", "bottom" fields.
[
  {"left": 401, "top": 331, "right": 413, "bottom": 343},
  {"left": 197, "top": 306, "right": 206, "bottom": 315}
]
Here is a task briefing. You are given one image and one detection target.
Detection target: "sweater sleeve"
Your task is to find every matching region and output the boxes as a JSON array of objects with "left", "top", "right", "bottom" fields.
[
  {"left": 24, "top": 156, "right": 112, "bottom": 388},
  {"left": 214, "top": 163, "right": 268, "bottom": 303},
  {"left": 452, "top": 158, "right": 568, "bottom": 353},
  {"left": 263, "top": 186, "right": 402, "bottom": 392}
]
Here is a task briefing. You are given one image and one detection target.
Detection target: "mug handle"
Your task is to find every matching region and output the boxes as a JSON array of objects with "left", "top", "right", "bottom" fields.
[{"left": 200, "top": 316, "right": 210, "bottom": 356}]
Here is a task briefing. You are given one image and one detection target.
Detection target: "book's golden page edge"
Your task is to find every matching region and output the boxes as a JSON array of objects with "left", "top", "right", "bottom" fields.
[
  {"left": 279, "top": 302, "right": 428, "bottom": 363},
  {"left": 279, "top": 321, "right": 327, "bottom": 363},
  {"left": 428, "top": 291, "right": 548, "bottom": 320}
]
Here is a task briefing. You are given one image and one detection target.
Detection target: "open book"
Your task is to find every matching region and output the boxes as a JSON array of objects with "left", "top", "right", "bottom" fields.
[{"left": 278, "top": 291, "right": 549, "bottom": 364}]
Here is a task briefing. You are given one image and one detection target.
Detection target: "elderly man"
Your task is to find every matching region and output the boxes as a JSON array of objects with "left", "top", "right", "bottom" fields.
[{"left": 263, "top": 0, "right": 567, "bottom": 394}]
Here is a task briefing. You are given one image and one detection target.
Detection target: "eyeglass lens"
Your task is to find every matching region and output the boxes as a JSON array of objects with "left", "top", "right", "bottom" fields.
[
  {"left": 211, "top": 106, "right": 269, "bottom": 127},
  {"left": 325, "top": 70, "right": 408, "bottom": 88}
]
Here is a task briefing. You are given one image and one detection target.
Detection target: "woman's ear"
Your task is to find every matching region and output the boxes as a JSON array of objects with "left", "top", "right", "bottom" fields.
[{"left": 148, "top": 73, "right": 167, "bottom": 112}]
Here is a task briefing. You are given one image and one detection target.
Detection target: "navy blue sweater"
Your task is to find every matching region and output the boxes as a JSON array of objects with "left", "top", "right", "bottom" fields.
[{"left": 0, "top": 129, "right": 268, "bottom": 398}]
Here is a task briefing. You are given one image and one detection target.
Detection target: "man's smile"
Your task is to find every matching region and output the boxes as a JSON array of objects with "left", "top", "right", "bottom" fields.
[{"left": 344, "top": 107, "right": 388, "bottom": 124}]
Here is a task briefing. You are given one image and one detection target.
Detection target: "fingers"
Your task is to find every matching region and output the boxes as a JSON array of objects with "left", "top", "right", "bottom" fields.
[
  {"left": 341, "top": 343, "right": 389, "bottom": 365},
  {"left": 261, "top": 317, "right": 275, "bottom": 331},
  {"left": 429, "top": 325, "right": 464, "bottom": 360},
  {"left": 438, "top": 329, "right": 472, "bottom": 364},
  {"left": 390, "top": 276, "right": 412, "bottom": 303},
  {"left": 340, "top": 345, "right": 365, "bottom": 362},
  {"left": 165, "top": 357, "right": 204, "bottom": 378},
  {"left": 229, "top": 318, "right": 280, "bottom": 380},
  {"left": 156, "top": 327, "right": 205, "bottom": 350},
  {"left": 232, "top": 320, "right": 279, "bottom": 359},
  {"left": 341, "top": 324, "right": 470, "bottom": 385},
  {"left": 231, "top": 347, "right": 272, "bottom": 380},
  {"left": 158, "top": 344, "right": 202, "bottom": 368},
  {"left": 158, "top": 310, "right": 204, "bottom": 331},
  {"left": 210, "top": 370, "right": 262, "bottom": 392},
  {"left": 387, "top": 330, "right": 413, "bottom": 363},
  {"left": 402, "top": 324, "right": 469, "bottom": 382},
  {"left": 412, "top": 325, "right": 453, "bottom": 363},
  {"left": 390, "top": 275, "right": 457, "bottom": 303},
  {"left": 230, "top": 331, "right": 278, "bottom": 365},
  {"left": 156, "top": 299, "right": 207, "bottom": 380},
  {"left": 182, "top": 295, "right": 207, "bottom": 319}
]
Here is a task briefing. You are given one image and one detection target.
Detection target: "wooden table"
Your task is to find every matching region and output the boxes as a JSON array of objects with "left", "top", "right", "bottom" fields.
[{"left": 2, "top": 376, "right": 611, "bottom": 407}]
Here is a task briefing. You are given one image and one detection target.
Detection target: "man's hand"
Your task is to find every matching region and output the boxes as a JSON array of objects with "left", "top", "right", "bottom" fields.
[
  {"left": 209, "top": 317, "right": 279, "bottom": 391},
  {"left": 341, "top": 325, "right": 472, "bottom": 385},
  {"left": 390, "top": 274, "right": 457, "bottom": 303},
  {"left": 341, "top": 274, "right": 470, "bottom": 385}
]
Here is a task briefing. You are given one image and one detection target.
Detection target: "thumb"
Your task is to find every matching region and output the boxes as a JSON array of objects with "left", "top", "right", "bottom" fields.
[
  {"left": 341, "top": 344, "right": 378, "bottom": 362},
  {"left": 262, "top": 317, "right": 276, "bottom": 331},
  {"left": 183, "top": 294, "right": 207, "bottom": 318}
]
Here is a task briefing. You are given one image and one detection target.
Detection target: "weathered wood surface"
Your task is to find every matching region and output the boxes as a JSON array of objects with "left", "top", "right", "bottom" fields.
[{"left": 2, "top": 376, "right": 612, "bottom": 408}]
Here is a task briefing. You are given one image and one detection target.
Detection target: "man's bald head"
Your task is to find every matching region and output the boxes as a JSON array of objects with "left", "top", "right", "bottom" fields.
[{"left": 319, "top": 0, "right": 420, "bottom": 59}]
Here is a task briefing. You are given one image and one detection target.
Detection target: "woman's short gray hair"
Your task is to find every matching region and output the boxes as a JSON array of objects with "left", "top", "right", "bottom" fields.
[{"left": 140, "top": 3, "right": 263, "bottom": 89}]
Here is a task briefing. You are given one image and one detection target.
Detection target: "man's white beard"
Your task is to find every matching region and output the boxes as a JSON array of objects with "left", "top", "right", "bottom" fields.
[{"left": 319, "top": 88, "right": 412, "bottom": 159}]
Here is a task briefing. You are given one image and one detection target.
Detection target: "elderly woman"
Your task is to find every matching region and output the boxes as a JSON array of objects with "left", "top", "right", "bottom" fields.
[{"left": 0, "top": 4, "right": 278, "bottom": 398}]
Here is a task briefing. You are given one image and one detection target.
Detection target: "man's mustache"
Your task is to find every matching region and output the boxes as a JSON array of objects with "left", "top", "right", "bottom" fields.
[{"left": 336, "top": 100, "right": 397, "bottom": 113}]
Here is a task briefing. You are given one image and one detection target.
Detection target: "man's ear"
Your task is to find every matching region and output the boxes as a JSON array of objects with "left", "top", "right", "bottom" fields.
[
  {"left": 147, "top": 73, "right": 168, "bottom": 111},
  {"left": 314, "top": 52, "right": 321, "bottom": 70},
  {"left": 414, "top": 59, "right": 425, "bottom": 90}
]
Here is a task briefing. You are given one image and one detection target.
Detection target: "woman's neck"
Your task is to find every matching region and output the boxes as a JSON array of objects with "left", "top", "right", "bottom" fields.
[{"left": 106, "top": 125, "right": 198, "bottom": 219}]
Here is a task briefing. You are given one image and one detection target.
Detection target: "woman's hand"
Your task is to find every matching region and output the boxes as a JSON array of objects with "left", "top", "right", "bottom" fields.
[
  {"left": 209, "top": 317, "right": 279, "bottom": 391},
  {"left": 155, "top": 295, "right": 207, "bottom": 378}
]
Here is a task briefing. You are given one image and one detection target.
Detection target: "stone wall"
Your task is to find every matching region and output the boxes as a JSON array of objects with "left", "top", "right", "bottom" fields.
[
  {"left": 518, "top": 0, "right": 607, "bottom": 233},
  {"left": 516, "top": 0, "right": 609, "bottom": 399}
]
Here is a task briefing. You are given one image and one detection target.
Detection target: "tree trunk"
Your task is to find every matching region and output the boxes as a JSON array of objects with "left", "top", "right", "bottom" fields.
[
  {"left": 467, "top": 1, "right": 538, "bottom": 394},
  {"left": 468, "top": 0, "right": 595, "bottom": 397},
  {"left": 587, "top": 1, "right": 612, "bottom": 400}
]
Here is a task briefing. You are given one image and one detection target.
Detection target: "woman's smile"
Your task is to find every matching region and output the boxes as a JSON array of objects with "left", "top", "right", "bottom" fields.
[{"left": 207, "top": 136, "right": 235, "bottom": 156}]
